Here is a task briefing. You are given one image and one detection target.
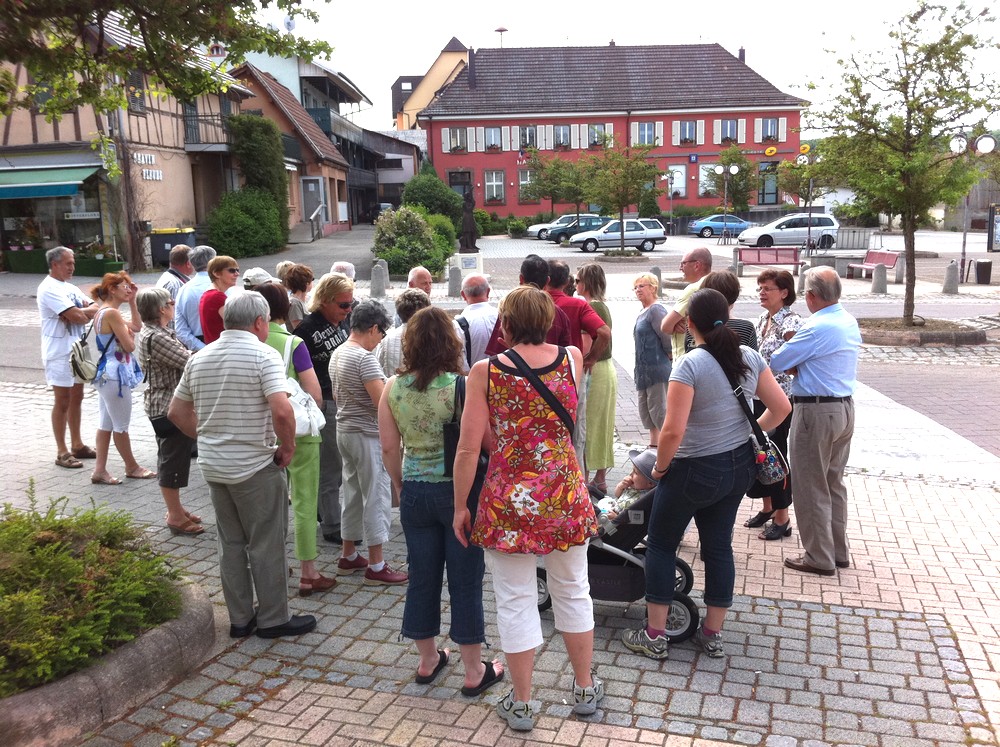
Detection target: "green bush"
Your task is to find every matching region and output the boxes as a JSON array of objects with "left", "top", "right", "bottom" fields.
[
  {"left": 425, "top": 213, "right": 457, "bottom": 247},
  {"left": 372, "top": 206, "right": 447, "bottom": 276},
  {"left": 206, "top": 188, "right": 284, "bottom": 258},
  {"left": 0, "top": 487, "right": 181, "bottom": 697},
  {"left": 507, "top": 218, "right": 527, "bottom": 238},
  {"left": 638, "top": 189, "right": 661, "bottom": 218},
  {"left": 227, "top": 114, "right": 290, "bottom": 242},
  {"left": 401, "top": 173, "right": 463, "bottom": 228}
]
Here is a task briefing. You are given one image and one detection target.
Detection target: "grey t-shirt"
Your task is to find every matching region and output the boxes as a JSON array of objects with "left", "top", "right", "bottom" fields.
[
  {"left": 669, "top": 346, "right": 766, "bottom": 459},
  {"left": 330, "top": 343, "right": 385, "bottom": 435}
]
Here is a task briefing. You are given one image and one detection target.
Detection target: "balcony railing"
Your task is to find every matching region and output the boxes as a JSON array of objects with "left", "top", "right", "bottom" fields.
[{"left": 184, "top": 114, "right": 231, "bottom": 147}]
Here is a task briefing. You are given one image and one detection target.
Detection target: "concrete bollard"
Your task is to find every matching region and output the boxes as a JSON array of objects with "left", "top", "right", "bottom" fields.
[
  {"left": 797, "top": 268, "right": 807, "bottom": 295},
  {"left": 650, "top": 266, "right": 662, "bottom": 297},
  {"left": 370, "top": 262, "right": 387, "bottom": 297},
  {"left": 942, "top": 260, "right": 959, "bottom": 294},
  {"left": 448, "top": 265, "right": 462, "bottom": 297},
  {"left": 871, "top": 264, "right": 888, "bottom": 294}
]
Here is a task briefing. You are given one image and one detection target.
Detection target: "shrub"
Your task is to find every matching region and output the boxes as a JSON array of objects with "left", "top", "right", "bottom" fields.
[
  {"left": 372, "top": 206, "right": 447, "bottom": 276},
  {"left": 206, "top": 188, "right": 284, "bottom": 258},
  {"left": 227, "top": 114, "right": 290, "bottom": 242},
  {"left": 507, "top": 218, "right": 527, "bottom": 238},
  {"left": 401, "top": 173, "right": 463, "bottom": 228},
  {"left": 0, "top": 487, "right": 181, "bottom": 697},
  {"left": 473, "top": 208, "right": 491, "bottom": 237},
  {"left": 425, "top": 213, "right": 457, "bottom": 247},
  {"left": 638, "top": 189, "right": 661, "bottom": 218}
]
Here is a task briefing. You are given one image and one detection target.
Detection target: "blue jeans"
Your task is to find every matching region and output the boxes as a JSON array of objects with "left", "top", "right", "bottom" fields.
[
  {"left": 645, "top": 441, "right": 756, "bottom": 608},
  {"left": 400, "top": 480, "right": 485, "bottom": 644}
]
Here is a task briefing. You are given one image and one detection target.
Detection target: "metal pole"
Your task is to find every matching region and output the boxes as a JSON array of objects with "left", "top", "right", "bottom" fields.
[
  {"left": 722, "top": 174, "right": 729, "bottom": 244},
  {"left": 805, "top": 176, "right": 813, "bottom": 252},
  {"left": 960, "top": 193, "right": 969, "bottom": 283}
]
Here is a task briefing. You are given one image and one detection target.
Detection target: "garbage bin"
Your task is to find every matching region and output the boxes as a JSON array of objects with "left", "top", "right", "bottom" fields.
[
  {"left": 974, "top": 259, "right": 992, "bottom": 284},
  {"left": 149, "top": 228, "right": 196, "bottom": 267}
]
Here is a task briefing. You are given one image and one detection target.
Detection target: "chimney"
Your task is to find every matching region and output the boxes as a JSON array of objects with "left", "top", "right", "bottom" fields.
[
  {"left": 738, "top": 46, "right": 745, "bottom": 63},
  {"left": 467, "top": 47, "right": 475, "bottom": 88},
  {"left": 609, "top": 39, "right": 615, "bottom": 47}
]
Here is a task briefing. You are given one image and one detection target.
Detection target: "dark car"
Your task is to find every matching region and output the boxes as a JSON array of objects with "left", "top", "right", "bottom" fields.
[{"left": 547, "top": 215, "right": 612, "bottom": 243}]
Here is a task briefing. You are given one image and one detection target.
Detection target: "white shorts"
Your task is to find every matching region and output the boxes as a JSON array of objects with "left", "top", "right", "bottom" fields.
[
  {"left": 485, "top": 543, "right": 593, "bottom": 654},
  {"left": 44, "top": 355, "right": 80, "bottom": 388}
]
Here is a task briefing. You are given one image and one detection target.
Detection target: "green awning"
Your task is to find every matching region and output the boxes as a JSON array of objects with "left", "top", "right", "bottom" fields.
[{"left": 0, "top": 167, "right": 99, "bottom": 199}]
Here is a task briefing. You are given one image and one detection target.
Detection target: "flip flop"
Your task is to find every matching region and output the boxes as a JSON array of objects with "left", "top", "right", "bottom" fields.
[
  {"left": 71, "top": 445, "right": 97, "bottom": 459},
  {"left": 125, "top": 468, "right": 158, "bottom": 479},
  {"left": 415, "top": 649, "right": 449, "bottom": 685},
  {"left": 55, "top": 453, "right": 83, "bottom": 469},
  {"left": 461, "top": 660, "right": 505, "bottom": 697}
]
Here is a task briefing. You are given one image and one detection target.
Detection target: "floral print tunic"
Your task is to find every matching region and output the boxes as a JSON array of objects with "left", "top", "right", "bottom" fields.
[
  {"left": 471, "top": 349, "right": 598, "bottom": 555},
  {"left": 756, "top": 306, "right": 802, "bottom": 395}
]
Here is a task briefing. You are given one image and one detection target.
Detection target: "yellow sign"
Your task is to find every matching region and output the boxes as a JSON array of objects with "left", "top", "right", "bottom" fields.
[
  {"left": 799, "top": 143, "right": 811, "bottom": 154},
  {"left": 764, "top": 146, "right": 778, "bottom": 157}
]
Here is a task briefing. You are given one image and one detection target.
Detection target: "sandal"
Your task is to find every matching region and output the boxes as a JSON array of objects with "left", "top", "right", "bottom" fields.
[
  {"left": 184, "top": 510, "right": 203, "bottom": 524},
  {"left": 55, "top": 453, "right": 84, "bottom": 469},
  {"left": 744, "top": 510, "right": 774, "bottom": 528},
  {"left": 71, "top": 445, "right": 97, "bottom": 459},
  {"left": 91, "top": 473, "right": 122, "bottom": 485},
  {"left": 759, "top": 521, "right": 792, "bottom": 540},
  {"left": 298, "top": 574, "right": 337, "bottom": 597},
  {"left": 461, "top": 660, "right": 505, "bottom": 697},
  {"left": 415, "top": 649, "right": 449, "bottom": 685},
  {"left": 125, "top": 468, "right": 157, "bottom": 480},
  {"left": 167, "top": 518, "right": 204, "bottom": 536}
]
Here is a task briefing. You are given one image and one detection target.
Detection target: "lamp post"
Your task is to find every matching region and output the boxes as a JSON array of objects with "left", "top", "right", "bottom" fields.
[
  {"left": 795, "top": 146, "right": 823, "bottom": 252},
  {"left": 949, "top": 133, "right": 996, "bottom": 283},
  {"left": 713, "top": 163, "right": 739, "bottom": 244},
  {"left": 660, "top": 171, "right": 675, "bottom": 235}
]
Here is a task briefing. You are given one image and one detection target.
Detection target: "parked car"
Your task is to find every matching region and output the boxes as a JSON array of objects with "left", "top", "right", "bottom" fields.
[
  {"left": 688, "top": 214, "right": 753, "bottom": 238},
  {"left": 569, "top": 218, "right": 667, "bottom": 252},
  {"left": 527, "top": 213, "right": 600, "bottom": 240},
  {"left": 547, "top": 215, "right": 612, "bottom": 243},
  {"left": 737, "top": 213, "right": 840, "bottom": 249}
]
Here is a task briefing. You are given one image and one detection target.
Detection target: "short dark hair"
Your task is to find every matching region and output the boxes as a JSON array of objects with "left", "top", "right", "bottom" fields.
[
  {"left": 520, "top": 254, "right": 549, "bottom": 289},
  {"left": 349, "top": 299, "right": 391, "bottom": 333},
  {"left": 168, "top": 245, "right": 190, "bottom": 268},
  {"left": 283, "top": 264, "right": 314, "bottom": 294},
  {"left": 756, "top": 268, "right": 796, "bottom": 306},
  {"left": 256, "top": 281, "right": 290, "bottom": 322},
  {"left": 547, "top": 259, "right": 570, "bottom": 289},
  {"left": 700, "top": 271, "right": 742, "bottom": 306}
]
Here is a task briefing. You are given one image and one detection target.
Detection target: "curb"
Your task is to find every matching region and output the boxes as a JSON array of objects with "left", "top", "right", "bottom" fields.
[
  {"left": 861, "top": 328, "right": 988, "bottom": 346},
  {"left": 0, "top": 581, "right": 215, "bottom": 747}
]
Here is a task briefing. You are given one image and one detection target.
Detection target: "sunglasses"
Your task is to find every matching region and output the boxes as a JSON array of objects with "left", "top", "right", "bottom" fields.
[
  {"left": 225, "top": 268, "right": 240, "bottom": 275},
  {"left": 377, "top": 325, "right": 387, "bottom": 338},
  {"left": 335, "top": 301, "right": 353, "bottom": 310}
]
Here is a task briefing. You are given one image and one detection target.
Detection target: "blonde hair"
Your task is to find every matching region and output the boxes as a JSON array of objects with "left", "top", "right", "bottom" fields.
[
  {"left": 633, "top": 272, "right": 658, "bottom": 290},
  {"left": 308, "top": 272, "right": 355, "bottom": 313},
  {"left": 499, "top": 285, "right": 555, "bottom": 346}
]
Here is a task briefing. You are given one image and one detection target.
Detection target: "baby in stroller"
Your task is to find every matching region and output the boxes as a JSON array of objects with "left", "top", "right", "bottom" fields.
[{"left": 593, "top": 447, "right": 658, "bottom": 549}]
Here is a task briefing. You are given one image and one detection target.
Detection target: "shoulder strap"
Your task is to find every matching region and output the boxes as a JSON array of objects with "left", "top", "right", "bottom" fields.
[
  {"left": 457, "top": 316, "right": 472, "bottom": 368},
  {"left": 697, "top": 345, "right": 769, "bottom": 446},
  {"left": 451, "top": 374, "right": 465, "bottom": 424},
  {"left": 281, "top": 334, "right": 296, "bottom": 378},
  {"left": 503, "top": 347, "right": 575, "bottom": 438}
]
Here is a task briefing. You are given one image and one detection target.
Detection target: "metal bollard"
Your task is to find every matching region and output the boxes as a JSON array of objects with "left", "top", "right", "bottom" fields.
[
  {"left": 871, "top": 264, "right": 888, "bottom": 294},
  {"left": 942, "top": 260, "right": 959, "bottom": 294},
  {"left": 448, "top": 265, "right": 462, "bottom": 297},
  {"left": 797, "top": 267, "right": 807, "bottom": 295}
]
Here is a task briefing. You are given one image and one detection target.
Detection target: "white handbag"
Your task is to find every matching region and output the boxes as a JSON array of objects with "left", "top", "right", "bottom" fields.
[{"left": 282, "top": 336, "right": 326, "bottom": 437}]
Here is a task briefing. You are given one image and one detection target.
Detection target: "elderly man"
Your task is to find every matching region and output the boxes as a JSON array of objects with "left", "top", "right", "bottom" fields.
[
  {"left": 377, "top": 288, "right": 430, "bottom": 375},
  {"left": 37, "top": 247, "right": 98, "bottom": 468},
  {"left": 456, "top": 273, "right": 498, "bottom": 368},
  {"left": 660, "top": 247, "right": 712, "bottom": 362},
  {"left": 770, "top": 267, "right": 861, "bottom": 577},
  {"left": 156, "top": 246, "right": 194, "bottom": 300},
  {"left": 174, "top": 244, "right": 217, "bottom": 350},
  {"left": 407, "top": 265, "right": 433, "bottom": 295},
  {"left": 169, "top": 292, "right": 316, "bottom": 639},
  {"left": 330, "top": 261, "right": 356, "bottom": 279}
]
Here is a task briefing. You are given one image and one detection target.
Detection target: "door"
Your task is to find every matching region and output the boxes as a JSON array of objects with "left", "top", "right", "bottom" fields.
[{"left": 301, "top": 177, "right": 326, "bottom": 222}]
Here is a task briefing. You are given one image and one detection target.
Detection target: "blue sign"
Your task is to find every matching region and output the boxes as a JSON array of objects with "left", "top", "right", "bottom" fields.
[{"left": 688, "top": 154, "right": 699, "bottom": 163}]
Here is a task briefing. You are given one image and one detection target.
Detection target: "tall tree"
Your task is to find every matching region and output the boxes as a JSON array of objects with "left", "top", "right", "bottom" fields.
[
  {"left": 583, "top": 138, "right": 662, "bottom": 251},
  {"left": 704, "top": 145, "right": 755, "bottom": 212},
  {"left": 521, "top": 151, "right": 589, "bottom": 217},
  {"left": 811, "top": 1, "right": 998, "bottom": 324},
  {"left": 0, "top": 3, "right": 331, "bottom": 117}
]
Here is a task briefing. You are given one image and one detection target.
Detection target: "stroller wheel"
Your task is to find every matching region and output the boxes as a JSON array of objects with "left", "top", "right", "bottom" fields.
[
  {"left": 664, "top": 593, "right": 700, "bottom": 643},
  {"left": 536, "top": 568, "right": 552, "bottom": 612},
  {"left": 674, "top": 558, "right": 694, "bottom": 595}
]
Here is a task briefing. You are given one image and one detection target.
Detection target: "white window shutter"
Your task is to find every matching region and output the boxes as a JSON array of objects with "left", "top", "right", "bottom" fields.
[
  {"left": 544, "top": 125, "right": 553, "bottom": 150},
  {"left": 754, "top": 118, "right": 762, "bottom": 143},
  {"left": 476, "top": 127, "right": 485, "bottom": 152},
  {"left": 571, "top": 124, "right": 580, "bottom": 149},
  {"left": 465, "top": 127, "right": 474, "bottom": 150},
  {"left": 630, "top": 122, "right": 639, "bottom": 146},
  {"left": 510, "top": 126, "right": 520, "bottom": 150},
  {"left": 778, "top": 117, "right": 788, "bottom": 142},
  {"left": 442, "top": 129, "right": 450, "bottom": 152},
  {"left": 696, "top": 120, "right": 705, "bottom": 145},
  {"left": 655, "top": 121, "right": 664, "bottom": 146},
  {"left": 737, "top": 119, "right": 746, "bottom": 144},
  {"left": 606, "top": 122, "right": 613, "bottom": 146},
  {"left": 672, "top": 121, "right": 680, "bottom": 146},
  {"left": 501, "top": 126, "right": 510, "bottom": 151},
  {"left": 712, "top": 120, "right": 721, "bottom": 145}
]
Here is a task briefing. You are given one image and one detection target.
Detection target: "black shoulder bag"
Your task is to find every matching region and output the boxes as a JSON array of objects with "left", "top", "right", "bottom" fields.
[
  {"left": 502, "top": 347, "right": 576, "bottom": 439},
  {"left": 145, "top": 333, "right": 180, "bottom": 438},
  {"left": 441, "top": 376, "right": 489, "bottom": 505}
]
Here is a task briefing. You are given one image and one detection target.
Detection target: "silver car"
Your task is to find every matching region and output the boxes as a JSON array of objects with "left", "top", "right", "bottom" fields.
[{"left": 737, "top": 213, "right": 839, "bottom": 249}]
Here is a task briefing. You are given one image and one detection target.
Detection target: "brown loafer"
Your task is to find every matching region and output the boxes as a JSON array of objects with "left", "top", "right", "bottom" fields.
[
  {"left": 784, "top": 555, "right": 836, "bottom": 576},
  {"left": 298, "top": 574, "right": 337, "bottom": 597}
]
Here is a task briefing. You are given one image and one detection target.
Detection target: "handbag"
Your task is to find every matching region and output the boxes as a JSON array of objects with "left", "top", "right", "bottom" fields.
[
  {"left": 502, "top": 347, "right": 576, "bottom": 438},
  {"left": 282, "top": 336, "right": 326, "bottom": 438},
  {"left": 699, "top": 346, "right": 789, "bottom": 486},
  {"left": 442, "top": 376, "right": 489, "bottom": 501}
]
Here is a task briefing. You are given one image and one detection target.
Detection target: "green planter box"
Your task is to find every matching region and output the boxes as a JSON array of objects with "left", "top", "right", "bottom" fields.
[
  {"left": 1, "top": 250, "right": 124, "bottom": 275},
  {"left": 75, "top": 258, "right": 125, "bottom": 276}
]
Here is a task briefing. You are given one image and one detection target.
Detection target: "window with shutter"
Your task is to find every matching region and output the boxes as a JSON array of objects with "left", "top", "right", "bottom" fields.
[{"left": 126, "top": 70, "right": 145, "bottom": 114}]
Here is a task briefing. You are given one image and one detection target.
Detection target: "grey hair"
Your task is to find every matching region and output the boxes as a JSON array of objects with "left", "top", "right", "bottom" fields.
[
  {"left": 407, "top": 265, "right": 430, "bottom": 283},
  {"left": 688, "top": 247, "right": 713, "bottom": 270},
  {"left": 331, "top": 261, "right": 356, "bottom": 279},
  {"left": 461, "top": 273, "right": 490, "bottom": 298},
  {"left": 805, "top": 266, "right": 841, "bottom": 303},
  {"left": 349, "top": 299, "right": 391, "bottom": 333},
  {"left": 394, "top": 288, "right": 430, "bottom": 323},
  {"left": 189, "top": 245, "right": 217, "bottom": 272},
  {"left": 45, "top": 246, "right": 72, "bottom": 268},
  {"left": 136, "top": 287, "right": 172, "bottom": 323},
  {"left": 222, "top": 291, "right": 269, "bottom": 330}
]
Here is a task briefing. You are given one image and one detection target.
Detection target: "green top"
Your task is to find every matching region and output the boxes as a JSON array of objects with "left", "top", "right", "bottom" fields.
[
  {"left": 388, "top": 372, "right": 459, "bottom": 482},
  {"left": 590, "top": 300, "right": 613, "bottom": 362}
]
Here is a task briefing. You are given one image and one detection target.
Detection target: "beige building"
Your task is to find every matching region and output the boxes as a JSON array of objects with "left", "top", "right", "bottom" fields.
[{"left": 392, "top": 38, "right": 469, "bottom": 130}]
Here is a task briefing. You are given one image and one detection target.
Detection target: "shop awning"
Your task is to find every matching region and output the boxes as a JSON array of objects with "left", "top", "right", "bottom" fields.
[{"left": 0, "top": 167, "right": 99, "bottom": 199}]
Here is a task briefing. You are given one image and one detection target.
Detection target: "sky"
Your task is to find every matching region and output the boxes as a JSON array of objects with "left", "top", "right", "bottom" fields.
[{"left": 257, "top": 0, "right": 998, "bottom": 135}]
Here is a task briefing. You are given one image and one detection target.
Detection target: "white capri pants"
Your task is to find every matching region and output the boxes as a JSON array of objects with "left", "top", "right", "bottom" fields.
[
  {"left": 337, "top": 430, "right": 392, "bottom": 546},
  {"left": 95, "top": 381, "right": 134, "bottom": 433},
  {"left": 485, "top": 542, "right": 593, "bottom": 654}
]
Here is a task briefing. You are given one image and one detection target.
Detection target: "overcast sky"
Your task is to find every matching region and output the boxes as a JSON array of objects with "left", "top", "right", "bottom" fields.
[{"left": 258, "top": 0, "right": 998, "bottom": 135}]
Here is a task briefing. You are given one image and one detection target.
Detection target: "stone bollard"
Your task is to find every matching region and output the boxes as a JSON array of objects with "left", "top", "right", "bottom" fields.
[
  {"left": 448, "top": 265, "right": 462, "bottom": 297},
  {"left": 650, "top": 266, "right": 662, "bottom": 297},
  {"left": 942, "top": 260, "right": 959, "bottom": 294},
  {"left": 370, "top": 262, "right": 387, "bottom": 298},
  {"left": 871, "top": 263, "right": 888, "bottom": 294},
  {"left": 797, "top": 267, "right": 807, "bottom": 295}
]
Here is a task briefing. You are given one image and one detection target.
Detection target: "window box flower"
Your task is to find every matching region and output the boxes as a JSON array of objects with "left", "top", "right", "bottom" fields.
[
  {"left": 450, "top": 145, "right": 466, "bottom": 154},
  {"left": 486, "top": 144, "right": 502, "bottom": 153}
]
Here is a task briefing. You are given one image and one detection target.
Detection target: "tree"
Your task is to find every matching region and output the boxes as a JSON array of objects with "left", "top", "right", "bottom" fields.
[
  {"left": 228, "top": 114, "right": 289, "bottom": 242},
  {"left": 776, "top": 146, "right": 837, "bottom": 208},
  {"left": 811, "top": 2, "right": 998, "bottom": 324},
  {"left": 582, "top": 138, "right": 662, "bottom": 250},
  {"left": 0, "top": 3, "right": 331, "bottom": 118},
  {"left": 521, "top": 151, "right": 589, "bottom": 217},
  {"left": 704, "top": 145, "right": 755, "bottom": 212},
  {"left": 401, "top": 172, "right": 463, "bottom": 229}
]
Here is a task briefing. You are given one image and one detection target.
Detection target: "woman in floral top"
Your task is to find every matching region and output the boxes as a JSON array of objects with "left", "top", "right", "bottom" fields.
[
  {"left": 452, "top": 286, "right": 602, "bottom": 733},
  {"left": 744, "top": 269, "right": 802, "bottom": 541}
]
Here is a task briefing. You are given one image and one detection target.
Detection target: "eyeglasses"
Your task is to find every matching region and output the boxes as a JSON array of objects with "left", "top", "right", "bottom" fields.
[
  {"left": 633, "top": 284, "right": 651, "bottom": 291},
  {"left": 679, "top": 260, "right": 698, "bottom": 266},
  {"left": 758, "top": 286, "right": 780, "bottom": 293},
  {"left": 376, "top": 325, "right": 387, "bottom": 339},
  {"left": 225, "top": 268, "right": 240, "bottom": 275},
  {"left": 335, "top": 301, "right": 353, "bottom": 310}
]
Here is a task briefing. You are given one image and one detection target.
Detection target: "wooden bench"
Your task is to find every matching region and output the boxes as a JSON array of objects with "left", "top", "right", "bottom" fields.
[
  {"left": 847, "top": 250, "right": 900, "bottom": 279},
  {"left": 734, "top": 246, "right": 804, "bottom": 276}
]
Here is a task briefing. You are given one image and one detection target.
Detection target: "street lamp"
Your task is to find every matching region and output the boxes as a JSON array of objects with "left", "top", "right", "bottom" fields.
[
  {"left": 660, "top": 171, "right": 675, "bottom": 235},
  {"left": 713, "top": 164, "right": 740, "bottom": 244},
  {"left": 949, "top": 133, "right": 996, "bottom": 283},
  {"left": 795, "top": 146, "right": 823, "bottom": 252}
]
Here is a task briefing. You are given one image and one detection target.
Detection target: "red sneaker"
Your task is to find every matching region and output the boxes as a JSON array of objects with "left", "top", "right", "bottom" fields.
[
  {"left": 336, "top": 554, "right": 369, "bottom": 575},
  {"left": 363, "top": 563, "right": 408, "bottom": 586}
]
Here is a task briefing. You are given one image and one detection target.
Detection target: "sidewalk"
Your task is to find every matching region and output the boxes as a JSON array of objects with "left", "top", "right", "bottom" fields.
[{"left": 2, "top": 240, "right": 1000, "bottom": 746}]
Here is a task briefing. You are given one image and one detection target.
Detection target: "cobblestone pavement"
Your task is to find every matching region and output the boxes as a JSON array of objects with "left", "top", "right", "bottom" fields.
[{"left": 3, "top": 236, "right": 1000, "bottom": 746}]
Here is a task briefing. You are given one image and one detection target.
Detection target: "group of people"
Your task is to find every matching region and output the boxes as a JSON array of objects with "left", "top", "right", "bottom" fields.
[{"left": 36, "top": 242, "right": 860, "bottom": 732}]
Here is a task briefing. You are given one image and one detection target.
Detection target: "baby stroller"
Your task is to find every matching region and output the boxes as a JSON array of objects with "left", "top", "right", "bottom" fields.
[{"left": 535, "top": 485, "right": 700, "bottom": 642}]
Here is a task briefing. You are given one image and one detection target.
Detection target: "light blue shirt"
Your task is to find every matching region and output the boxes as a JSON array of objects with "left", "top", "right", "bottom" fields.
[
  {"left": 174, "top": 271, "right": 212, "bottom": 350},
  {"left": 769, "top": 303, "right": 860, "bottom": 397}
]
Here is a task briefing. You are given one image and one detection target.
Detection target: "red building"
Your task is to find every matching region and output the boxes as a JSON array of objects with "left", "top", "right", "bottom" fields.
[{"left": 416, "top": 43, "right": 807, "bottom": 218}]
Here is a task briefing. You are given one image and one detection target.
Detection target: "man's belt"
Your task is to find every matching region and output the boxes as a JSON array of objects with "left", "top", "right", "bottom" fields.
[{"left": 792, "top": 395, "right": 852, "bottom": 404}]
